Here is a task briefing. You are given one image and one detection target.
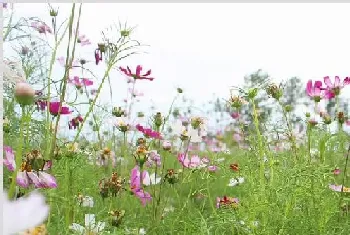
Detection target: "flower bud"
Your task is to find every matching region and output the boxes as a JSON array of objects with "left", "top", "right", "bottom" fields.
[
  {"left": 154, "top": 112, "right": 163, "bottom": 127},
  {"left": 305, "top": 112, "right": 311, "bottom": 118},
  {"left": 177, "top": 87, "right": 183, "bottom": 94},
  {"left": 266, "top": 84, "right": 283, "bottom": 100},
  {"left": 97, "top": 43, "right": 106, "bottom": 53},
  {"left": 284, "top": 105, "right": 292, "bottom": 113},
  {"left": 162, "top": 141, "right": 172, "bottom": 151},
  {"left": 14, "top": 82, "right": 35, "bottom": 106},
  {"left": 120, "top": 30, "right": 130, "bottom": 37},
  {"left": 50, "top": 9, "right": 58, "bottom": 17},
  {"left": 337, "top": 112, "right": 346, "bottom": 125},
  {"left": 247, "top": 88, "right": 258, "bottom": 99}
]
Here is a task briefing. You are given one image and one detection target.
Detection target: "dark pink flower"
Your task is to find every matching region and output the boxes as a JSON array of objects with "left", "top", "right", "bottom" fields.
[
  {"left": 136, "top": 124, "right": 162, "bottom": 139},
  {"left": 94, "top": 49, "right": 102, "bottom": 65},
  {"left": 31, "top": 22, "right": 52, "bottom": 34},
  {"left": 130, "top": 166, "right": 152, "bottom": 206},
  {"left": 49, "top": 102, "right": 72, "bottom": 116},
  {"left": 68, "top": 115, "right": 84, "bottom": 129},
  {"left": 119, "top": 65, "right": 154, "bottom": 81},
  {"left": 35, "top": 100, "right": 47, "bottom": 111},
  {"left": 333, "top": 168, "right": 341, "bottom": 175},
  {"left": 230, "top": 112, "right": 240, "bottom": 119},
  {"left": 306, "top": 80, "right": 323, "bottom": 101}
]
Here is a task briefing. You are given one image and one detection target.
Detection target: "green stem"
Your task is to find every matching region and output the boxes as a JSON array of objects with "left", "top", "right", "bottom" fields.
[
  {"left": 8, "top": 105, "right": 26, "bottom": 199},
  {"left": 339, "top": 145, "right": 350, "bottom": 214},
  {"left": 251, "top": 99, "right": 266, "bottom": 191}
]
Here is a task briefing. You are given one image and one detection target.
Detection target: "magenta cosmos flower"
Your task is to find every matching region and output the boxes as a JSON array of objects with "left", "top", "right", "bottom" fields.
[
  {"left": 136, "top": 124, "right": 162, "bottom": 139},
  {"left": 68, "top": 76, "right": 93, "bottom": 89},
  {"left": 49, "top": 102, "right": 72, "bottom": 116},
  {"left": 306, "top": 80, "right": 323, "bottom": 102},
  {"left": 323, "top": 76, "right": 350, "bottom": 98},
  {"left": 68, "top": 115, "right": 83, "bottom": 129},
  {"left": 119, "top": 65, "right": 155, "bottom": 81}
]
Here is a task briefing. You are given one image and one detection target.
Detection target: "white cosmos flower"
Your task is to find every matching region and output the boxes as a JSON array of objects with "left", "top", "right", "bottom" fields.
[
  {"left": 139, "top": 228, "right": 147, "bottom": 235},
  {"left": 143, "top": 172, "right": 161, "bottom": 186},
  {"left": 70, "top": 214, "right": 105, "bottom": 234},
  {"left": 228, "top": 177, "right": 245, "bottom": 187},
  {"left": 82, "top": 196, "right": 94, "bottom": 208},
  {"left": 173, "top": 117, "right": 207, "bottom": 143},
  {"left": 3, "top": 191, "right": 49, "bottom": 235}
]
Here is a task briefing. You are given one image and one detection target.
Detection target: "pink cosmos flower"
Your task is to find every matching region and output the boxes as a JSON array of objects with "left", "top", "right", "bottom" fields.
[
  {"left": 57, "top": 57, "right": 80, "bottom": 68},
  {"left": 77, "top": 33, "right": 91, "bottom": 46},
  {"left": 329, "top": 184, "right": 350, "bottom": 193},
  {"left": 15, "top": 160, "right": 56, "bottom": 189},
  {"left": 136, "top": 124, "right": 162, "bottom": 139},
  {"left": 31, "top": 22, "right": 52, "bottom": 34},
  {"left": 177, "top": 153, "right": 202, "bottom": 168},
  {"left": 207, "top": 165, "right": 218, "bottom": 172},
  {"left": 346, "top": 120, "right": 350, "bottom": 126},
  {"left": 49, "top": 102, "right": 72, "bottom": 116},
  {"left": 130, "top": 166, "right": 152, "bottom": 206},
  {"left": 3, "top": 146, "right": 16, "bottom": 172},
  {"left": 145, "top": 151, "right": 161, "bottom": 167},
  {"left": 306, "top": 80, "right": 323, "bottom": 101},
  {"left": 323, "top": 76, "right": 350, "bottom": 98},
  {"left": 119, "top": 65, "right": 155, "bottom": 81},
  {"left": 216, "top": 196, "right": 239, "bottom": 208},
  {"left": 68, "top": 76, "right": 93, "bottom": 89},
  {"left": 35, "top": 100, "right": 47, "bottom": 111}
]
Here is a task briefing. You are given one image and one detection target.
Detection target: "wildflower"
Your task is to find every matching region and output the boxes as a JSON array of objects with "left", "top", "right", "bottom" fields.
[
  {"left": 306, "top": 80, "right": 323, "bottom": 102},
  {"left": 229, "top": 95, "right": 245, "bottom": 109},
  {"left": 76, "top": 32, "right": 91, "bottom": 46},
  {"left": 3, "top": 190, "right": 49, "bottom": 235},
  {"left": 174, "top": 116, "right": 207, "bottom": 143},
  {"left": 119, "top": 65, "right": 155, "bottom": 81},
  {"left": 19, "top": 224, "right": 47, "bottom": 235},
  {"left": 97, "top": 147, "right": 116, "bottom": 167},
  {"left": 162, "top": 140, "right": 172, "bottom": 151},
  {"left": 130, "top": 167, "right": 152, "bottom": 206},
  {"left": 230, "top": 112, "right": 240, "bottom": 119},
  {"left": 323, "top": 76, "right": 350, "bottom": 97},
  {"left": 3, "top": 146, "right": 16, "bottom": 172},
  {"left": 230, "top": 163, "right": 239, "bottom": 172},
  {"left": 136, "top": 124, "right": 162, "bottom": 139},
  {"left": 31, "top": 22, "right": 52, "bottom": 34},
  {"left": 68, "top": 115, "right": 83, "bottom": 130},
  {"left": 94, "top": 44, "right": 105, "bottom": 65},
  {"left": 14, "top": 82, "right": 35, "bottom": 106},
  {"left": 228, "top": 177, "right": 245, "bottom": 187},
  {"left": 112, "top": 107, "right": 125, "bottom": 117},
  {"left": 145, "top": 150, "right": 162, "bottom": 167},
  {"left": 109, "top": 210, "right": 125, "bottom": 227},
  {"left": 177, "top": 153, "right": 204, "bottom": 169},
  {"left": 70, "top": 214, "right": 105, "bottom": 234},
  {"left": 207, "top": 165, "right": 218, "bottom": 173},
  {"left": 329, "top": 184, "right": 350, "bottom": 193},
  {"left": 266, "top": 83, "right": 283, "bottom": 100},
  {"left": 333, "top": 168, "right": 341, "bottom": 175},
  {"left": 49, "top": 101, "right": 72, "bottom": 115},
  {"left": 68, "top": 76, "right": 93, "bottom": 89},
  {"left": 116, "top": 118, "right": 130, "bottom": 133},
  {"left": 337, "top": 112, "right": 346, "bottom": 125},
  {"left": 216, "top": 196, "right": 239, "bottom": 209}
]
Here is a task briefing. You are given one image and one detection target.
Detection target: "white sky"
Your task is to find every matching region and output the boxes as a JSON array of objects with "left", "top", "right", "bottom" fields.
[{"left": 4, "top": 3, "right": 350, "bottom": 135}]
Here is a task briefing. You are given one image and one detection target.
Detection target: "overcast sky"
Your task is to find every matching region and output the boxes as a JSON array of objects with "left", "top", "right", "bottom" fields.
[{"left": 4, "top": 3, "right": 350, "bottom": 136}]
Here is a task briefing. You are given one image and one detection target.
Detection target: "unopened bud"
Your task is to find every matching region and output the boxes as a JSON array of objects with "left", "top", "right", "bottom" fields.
[
  {"left": 284, "top": 105, "right": 292, "bottom": 113},
  {"left": 14, "top": 82, "right": 35, "bottom": 106},
  {"left": 154, "top": 112, "right": 163, "bottom": 127},
  {"left": 162, "top": 141, "right": 172, "bottom": 151},
  {"left": 305, "top": 112, "right": 311, "bottom": 118},
  {"left": 177, "top": 87, "right": 183, "bottom": 94},
  {"left": 266, "top": 84, "right": 283, "bottom": 100},
  {"left": 97, "top": 43, "right": 106, "bottom": 53},
  {"left": 50, "top": 9, "right": 58, "bottom": 17},
  {"left": 247, "top": 88, "right": 258, "bottom": 99}
]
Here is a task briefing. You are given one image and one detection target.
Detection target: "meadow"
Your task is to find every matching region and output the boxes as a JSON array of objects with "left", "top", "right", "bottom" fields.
[{"left": 2, "top": 3, "right": 350, "bottom": 235}]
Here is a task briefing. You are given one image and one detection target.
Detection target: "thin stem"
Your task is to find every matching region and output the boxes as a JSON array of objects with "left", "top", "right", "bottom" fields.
[{"left": 8, "top": 105, "right": 26, "bottom": 199}]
